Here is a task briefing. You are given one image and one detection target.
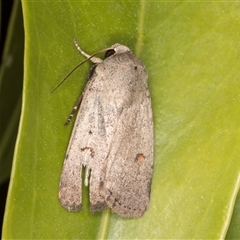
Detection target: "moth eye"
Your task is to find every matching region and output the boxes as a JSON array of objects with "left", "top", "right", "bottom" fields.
[{"left": 105, "top": 49, "right": 115, "bottom": 59}]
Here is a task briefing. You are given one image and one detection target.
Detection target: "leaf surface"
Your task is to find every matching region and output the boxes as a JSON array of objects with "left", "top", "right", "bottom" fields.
[{"left": 3, "top": 1, "right": 240, "bottom": 239}]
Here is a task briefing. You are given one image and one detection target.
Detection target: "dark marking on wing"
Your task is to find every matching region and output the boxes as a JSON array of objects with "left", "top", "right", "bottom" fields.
[
  {"left": 80, "top": 147, "right": 95, "bottom": 158},
  {"left": 135, "top": 153, "right": 146, "bottom": 162}
]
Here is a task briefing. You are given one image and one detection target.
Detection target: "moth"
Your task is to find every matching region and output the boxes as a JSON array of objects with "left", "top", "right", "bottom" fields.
[{"left": 58, "top": 39, "right": 154, "bottom": 218}]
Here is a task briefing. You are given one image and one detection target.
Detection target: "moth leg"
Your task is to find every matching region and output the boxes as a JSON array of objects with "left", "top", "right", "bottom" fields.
[
  {"left": 73, "top": 38, "right": 102, "bottom": 64},
  {"left": 64, "top": 94, "right": 83, "bottom": 126}
]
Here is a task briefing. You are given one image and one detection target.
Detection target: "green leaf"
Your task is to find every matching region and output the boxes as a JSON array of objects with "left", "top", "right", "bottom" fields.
[
  {"left": 3, "top": 1, "right": 240, "bottom": 239},
  {"left": 226, "top": 190, "right": 240, "bottom": 239}
]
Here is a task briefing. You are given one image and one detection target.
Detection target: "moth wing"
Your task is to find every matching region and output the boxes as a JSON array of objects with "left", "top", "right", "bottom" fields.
[
  {"left": 99, "top": 91, "right": 154, "bottom": 218},
  {"left": 58, "top": 78, "right": 109, "bottom": 211}
]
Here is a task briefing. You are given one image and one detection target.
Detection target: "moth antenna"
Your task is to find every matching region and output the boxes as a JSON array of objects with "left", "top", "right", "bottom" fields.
[
  {"left": 51, "top": 46, "right": 112, "bottom": 93},
  {"left": 51, "top": 58, "right": 91, "bottom": 93}
]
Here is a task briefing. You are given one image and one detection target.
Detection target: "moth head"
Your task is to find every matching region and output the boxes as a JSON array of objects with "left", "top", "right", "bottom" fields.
[{"left": 105, "top": 44, "right": 131, "bottom": 59}]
